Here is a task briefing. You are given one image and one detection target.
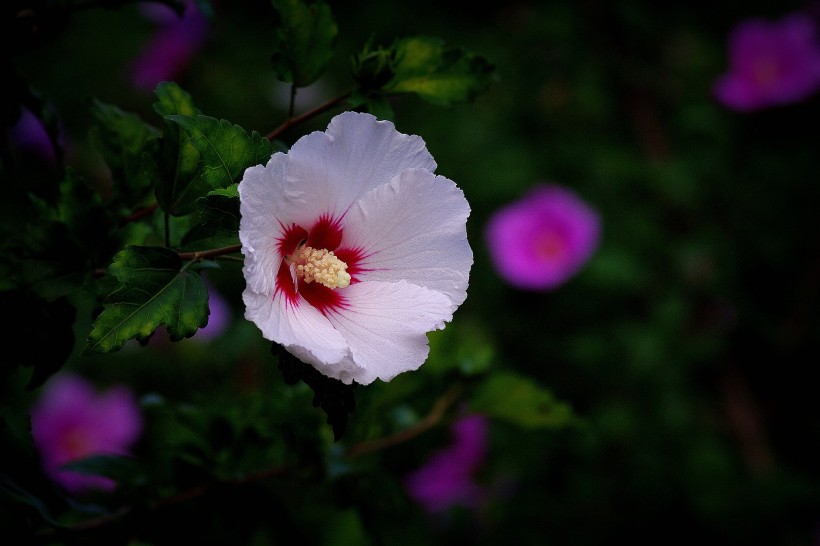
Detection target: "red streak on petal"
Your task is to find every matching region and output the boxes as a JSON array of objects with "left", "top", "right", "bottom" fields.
[
  {"left": 273, "top": 216, "right": 354, "bottom": 314},
  {"left": 275, "top": 260, "right": 299, "bottom": 306},
  {"left": 307, "top": 214, "right": 343, "bottom": 251},
  {"left": 299, "top": 280, "right": 347, "bottom": 315},
  {"left": 334, "top": 246, "right": 370, "bottom": 282},
  {"left": 277, "top": 223, "right": 308, "bottom": 256}
]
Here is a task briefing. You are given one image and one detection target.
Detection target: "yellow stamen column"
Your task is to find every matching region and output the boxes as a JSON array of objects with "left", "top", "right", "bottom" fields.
[{"left": 291, "top": 245, "right": 351, "bottom": 289}]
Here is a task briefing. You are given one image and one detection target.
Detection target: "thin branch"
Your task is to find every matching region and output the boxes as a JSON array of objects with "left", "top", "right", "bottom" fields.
[
  {"left": 91, "top": 245, "right": 241, "bottom": 279},
  {"left": 120, "top": 203, "right": 158, "bottom": 225},
  {"left": 266, "top": 90, "right": 353, "bottom": 141},
  {"left": 164, "top": 210, "right": 170, "bottom": 248},
  {"left": 178, "top": 244, "right": 242, "bottom": 261},
  {"left": 288, "top": 83, "right": 297, "bottom": 119},
  {"left": 345, "top": 383, "right": 463, "bottom": 458}
]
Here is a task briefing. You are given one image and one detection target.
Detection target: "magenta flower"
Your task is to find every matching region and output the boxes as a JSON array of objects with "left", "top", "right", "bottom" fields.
[
  {"left": 30, "top": 373, "right": 143, "bottom": 494},
  {"left": 7, "top": 107, "right": 57, "bottom": 165},
  {"left": 131, "top": 0, "right": 210, "bottom": 92},
  {"left": 193, "top": 280, "right": 232, "bottom": 341},
  {"left": 713, "top": 12, "right": 820, "bottom": 111},
  {"left": 485, "top": 184, "right": 601, "bottom": 290},
  {"left": 404, "top": 414, "right": 488, "bottom": 514}
]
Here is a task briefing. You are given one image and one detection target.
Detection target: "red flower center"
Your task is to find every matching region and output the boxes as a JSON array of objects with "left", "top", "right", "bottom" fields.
[{"left": 274, "top": 214, "right": 367, "bottom": 314}]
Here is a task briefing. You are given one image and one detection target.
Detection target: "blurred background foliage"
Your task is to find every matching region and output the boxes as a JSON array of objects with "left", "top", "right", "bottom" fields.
[{"left": 3, "top": 0, "right": 820, "bottom": 544}]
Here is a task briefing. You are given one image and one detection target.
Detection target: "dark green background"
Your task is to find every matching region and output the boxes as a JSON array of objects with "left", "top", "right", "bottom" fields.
[{"left": 6, "top": 0, "right": 820, "bottom": 544}]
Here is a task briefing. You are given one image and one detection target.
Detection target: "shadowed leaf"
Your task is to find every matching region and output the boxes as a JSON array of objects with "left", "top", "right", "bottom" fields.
[
  {"left": 89, "top": 99, "right": 159, "bottom": 206},
  {"left": 152, "top": 81, "right": 199, "bottom": 118},
  {"left": 274, "top": 344, "right": 356, "bottom": 441},
  {"left": 181, "top": 193, "right": 241, "bottom": 250},
  {"left": 469, "top": 372, "right": 576, "bottom": 429},
  {"left": 388, "top": 36, "right": 496, "bottom": 105},
  {"left": 61, "top": 455, "right": 146, "bottom": 489},
  {"left": 270, "top": 0, "right": 337, "bottom": 87},
  {"left": 149, "top": 83, "right": 206, "bottom": 215}
]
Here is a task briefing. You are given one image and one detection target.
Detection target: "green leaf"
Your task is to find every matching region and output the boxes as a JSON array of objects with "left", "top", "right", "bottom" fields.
[
  {"left": 348, "top": 91, "right": 395, "bottom": 120},
  {"left": 469, "top": 372, "right": 576, "bottom": 429},
  {"left": 89, "top": 99, "right": 159, "bottom": 206},
  {"left": 84, "top": 246, "right": 209, "bottom": 353},
  {"left": 426, "top": 318, "right": 495, "bottom": 376},
  {"left": 0, "top": 475, "right": 61, "bottom": 527},
  {"left": 350, "top": 37, "right": 395, "bottom": 92},
  {"left": 152, "top": 81, "right": 200, "bottom": 118},
  {"left": 10, "top": 173, "right": 96, "bottom": 300},
  {"left": 180, "top": 194, "right": 241, "bottom": 250},
  {"left": 355, "top": 36, "right": 497, "bottom": 106},
  {"left": 274, "top": 344, "right": 356, "bottom": 442},
  {"left": 166, "top": 115, "right": 273, "bottom": 189},
  {"left": 144, "top": 134, "right": 210, "bottom": 217},
  {"left": 52, "top": 169, "right": 129, "bottom": 277},
  {"left": 209, "top": 184, "right": 239, "bottom": 198},
  {"left": 321, "top": 509, "right": 369, "bottom": 546},
  {"left": 148, "top": 86, "right": 211, "bottom": 216},
  {"left": 61, "top": 455, "right": 147, "bottom": 489},
  {"left": 270, "top": 0, "right": 338, "bottom": 87}
]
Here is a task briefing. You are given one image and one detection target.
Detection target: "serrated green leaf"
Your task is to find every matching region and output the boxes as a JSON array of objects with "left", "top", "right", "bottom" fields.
[
  {"left": 166, "top": 115, "right": 273, "bottom": 189},
  {"left": 385, "top": 36, "right": 496, "bottom": 106},
  {"left": 209, "top": 184, "right": 239, "bottom": 198},
  {"left": 152, "top": 81, "right": 200, "bottom": 118},
  {"left": 270, "top": 0, "right": 337, "bottom": 87},
  {"left": 469, "top": 372, "right": 576, "bottom": 429},
  {"left": 84, "top": 246, "right": 209, "bottom": 353},
  {"left": 145, "top": 134, "right": 210, "bottom": 217},
  {"left": 148, "top": 86, "right": 211, "bottom": 216}
]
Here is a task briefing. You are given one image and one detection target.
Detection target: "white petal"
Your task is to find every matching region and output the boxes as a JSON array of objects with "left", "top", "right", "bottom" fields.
[
  {"left": 340, "top": 169, "right": 473, "bottom": 306},
  {"left": 242, "top": 288, "right": 349, "bottom": 366},
  {"left": 283, "top": 112, "right": 437, "bottom": 227},
  {"left": 239, "top": 153, "right": 292, "bottom": 295},
  {"left": 326, "top": 281, "right": 454, "bottom": 385}
]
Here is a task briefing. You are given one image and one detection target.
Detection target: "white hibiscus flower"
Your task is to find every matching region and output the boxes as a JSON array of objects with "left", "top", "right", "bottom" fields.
[{"left": 238, "top": 111, "right": 472, "bottom": 385}]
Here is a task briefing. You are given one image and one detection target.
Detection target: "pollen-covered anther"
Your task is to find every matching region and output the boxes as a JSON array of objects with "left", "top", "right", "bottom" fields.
[{"left": 292, "top": 245, "right": 351, "bottom": 289}]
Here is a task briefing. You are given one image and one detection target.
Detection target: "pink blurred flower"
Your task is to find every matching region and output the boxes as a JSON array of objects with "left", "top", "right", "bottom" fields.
[
  {"left": 131, "top": 0, "right": 210, "bottom": 92},
  {"left": 713, "top": 12, "right": 820, "bottom": 111},
  {"left": 6, "top": 107, "right": 57, "bottom": 165},
  {"left": 30, "top": 373, "right": 143, "bottom": 494},
  {"left": 404, "top": 414, "right": 488, "bottom": 514},
  {"left": 485, "top": 184, "right": 601, "bottom": 290},
  {"left": 194, "top": 280, "right": 232, "bottom": 341}
]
